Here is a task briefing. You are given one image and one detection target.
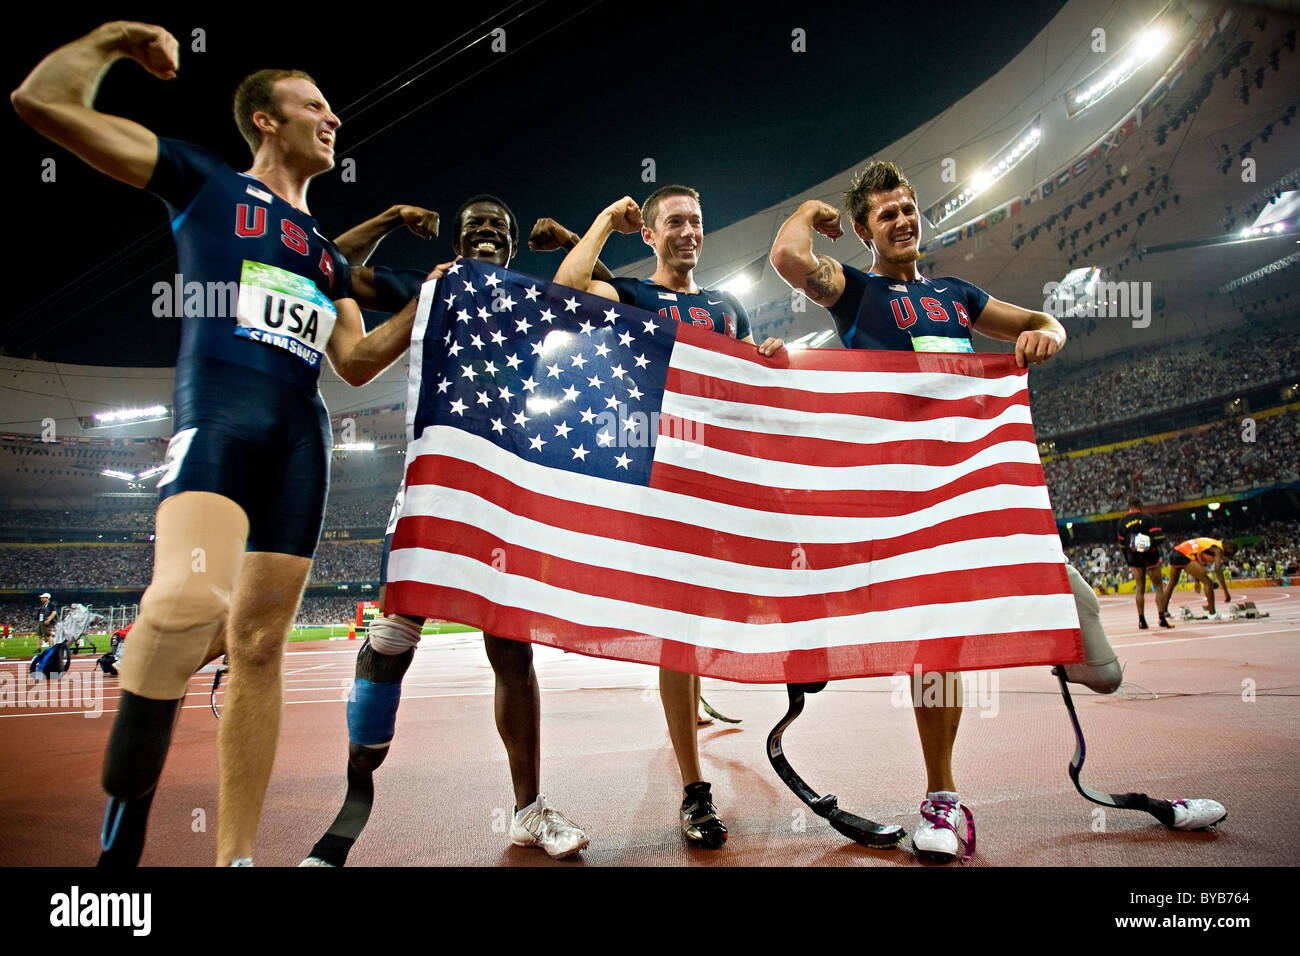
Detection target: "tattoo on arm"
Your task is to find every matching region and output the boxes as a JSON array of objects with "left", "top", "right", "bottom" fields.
[{"left": 805, "top": 255, "right": 838, "bottom": 301}]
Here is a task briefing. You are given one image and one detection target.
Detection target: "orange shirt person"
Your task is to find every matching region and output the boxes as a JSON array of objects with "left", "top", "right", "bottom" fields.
[{"left": 1165, "top": 538, "right": 1236, "bottom": 615}]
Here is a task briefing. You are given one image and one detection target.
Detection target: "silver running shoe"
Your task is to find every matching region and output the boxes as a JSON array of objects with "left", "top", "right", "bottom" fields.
[
  {"left": 1168, "top": 798, "right": 1227, "bottom": 830},
  {"left": 298, "top": 856, "right": 337, "bottom": 867},
  {"left": 508, "top": 795, "right": 589, "bottom": 858}
]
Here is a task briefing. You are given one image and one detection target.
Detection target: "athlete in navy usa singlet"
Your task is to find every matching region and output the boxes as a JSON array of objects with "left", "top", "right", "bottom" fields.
[
  {"left": 607, "top": 277, "right": 752, "bottom": 340},
  {"left": 771, "top": 159, "right": 1225, "bottom": 858},
  {"left": 14, "top": 27, "right": 425, "bottom": 868},
  {"left": 554, "top": 186, "right": 784, "bottom": 852},
  {"left": 829, "top": 264, "right": 988, "bottom": 354},
  {"left": 150, "top": 138, "right": 352, "bottom": 557}
]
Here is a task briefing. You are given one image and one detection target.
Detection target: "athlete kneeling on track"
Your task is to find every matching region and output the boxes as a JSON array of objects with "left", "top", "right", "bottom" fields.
[{"left": 1165, "top": 538, "right": 1236, "bottom": 616}]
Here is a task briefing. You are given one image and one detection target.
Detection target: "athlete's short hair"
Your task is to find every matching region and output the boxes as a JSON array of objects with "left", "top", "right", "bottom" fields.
[
  {"left": 642, "top": 185, "right": 701, "bottom": 231},
  {"left": 844, "top": 161, "right": 918, "bottom": 229},
  {"left": 453, "top": 193, "right": 519, "bottom": 249},
  {"left": 1128, "top": 496, "right": 1143, "bottom": 511},
  {"left": 1222, "top": 540, "right": 1238, "bottom": 557},
  {"left": 233, "top": 69, "right": 317, "bottom": 156}
]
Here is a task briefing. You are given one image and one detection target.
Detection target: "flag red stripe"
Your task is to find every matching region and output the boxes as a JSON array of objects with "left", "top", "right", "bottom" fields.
[
  {"left": 648, "top": 460, "right": 1051, "bottom": 517},
  {"left": 659, "top": 412, "right": 1038, "bottom": 468},
  {"left": 390, "top": 516, "right": 1069, "bottom": 623},
  {"left": 664, "top": 367, "right": 1029, "bottom": 422},
  {"left": 385, "top": 579, "right": 1081, "bottom": 682},
  {"left": 403, "top": 455, "right": 1054, "bottom": 568},
  {"left": 676, "top": 325, "right": 1031, "bottom": 379}
]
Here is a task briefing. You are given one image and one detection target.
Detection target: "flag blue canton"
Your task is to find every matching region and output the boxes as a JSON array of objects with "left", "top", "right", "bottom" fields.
[{"left": 413, "top": 259, "right": 678, "bottom": 486}]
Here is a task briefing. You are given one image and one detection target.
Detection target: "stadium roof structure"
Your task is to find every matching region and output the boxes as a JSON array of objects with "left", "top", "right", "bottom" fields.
[{"left": 617, "top": 0, "right": 1299, "bottom": 363}]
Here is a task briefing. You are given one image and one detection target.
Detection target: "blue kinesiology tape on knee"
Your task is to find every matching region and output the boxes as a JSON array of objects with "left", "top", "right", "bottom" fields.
[{"left": 347, "top": 678, "right": 403, "bottom": 747}]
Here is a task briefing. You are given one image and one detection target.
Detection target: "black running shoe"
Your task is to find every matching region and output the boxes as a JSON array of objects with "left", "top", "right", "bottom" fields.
[
  {"left": 1138, "top": 615, "right": 1149, "bottom": 629},
  {"left": 1158, "top": 614, "right": 1175, "bottom": 629},
  {"left": 681, "top": 781, "right": 727, "bottom": 849}
]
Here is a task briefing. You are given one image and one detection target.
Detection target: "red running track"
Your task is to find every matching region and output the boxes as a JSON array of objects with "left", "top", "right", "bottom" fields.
[{"left": 1, "top": 587, "right": 1296, "bottom": 867}]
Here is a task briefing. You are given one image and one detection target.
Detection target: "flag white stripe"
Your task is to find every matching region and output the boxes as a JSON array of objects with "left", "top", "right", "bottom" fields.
[
  {"left": 671, "top": 341, "right": 1028, "bottom": 399},
  {"left": 400, "top": 482, "right": 1066, "bottom": 595},
  {"left": 655, "top": 434, "right": 1044, "bottom": 492},
  {"left": 409, "top": 426, "right": 1053, "bottom": 542},
  {"left": 660, "top": 389, "right": 1034, "bottom": 445},
  {"left": 405, "top": 279, "right": 441, "bottom": 446},
  {"left": 386, "top": 548, "right": 1080, "bottom": 652}
]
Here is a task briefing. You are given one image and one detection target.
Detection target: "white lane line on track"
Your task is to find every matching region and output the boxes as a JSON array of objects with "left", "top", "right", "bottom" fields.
[
  {"left": 0, "top": 691, "right": 500, "bottom": 718},
  {"left": 1112, "top": 625, "right": 1299, "bottom": 649},
  {"left": 284, "top": 662, "right": 344, "bottom": 677}
]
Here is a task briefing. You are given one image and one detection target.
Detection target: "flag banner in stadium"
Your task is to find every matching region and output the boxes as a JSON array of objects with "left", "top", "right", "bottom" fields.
[{"left": 386, "top": 259, "right": 1081, "bottom": 683}]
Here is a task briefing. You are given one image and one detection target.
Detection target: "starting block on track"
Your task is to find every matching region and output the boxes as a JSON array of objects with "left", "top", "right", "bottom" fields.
[
  {"left": 1226, "top": 599, "right": 1267, "bottom": 619},
  {"left": 1178, "top": 600, "right": 1268, "bottom": 622}
]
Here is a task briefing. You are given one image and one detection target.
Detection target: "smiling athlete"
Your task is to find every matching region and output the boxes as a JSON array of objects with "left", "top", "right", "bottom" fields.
[
  {"left": 555, "top": 187, "right": 782, "bottom": 849},
  {"left": 14, "top": 21, "right": 421, "bottom": 866}
]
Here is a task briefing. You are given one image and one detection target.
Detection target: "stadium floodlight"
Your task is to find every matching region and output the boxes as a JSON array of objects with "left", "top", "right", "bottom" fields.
[
  {"left": 1137, "top": 28, "right": 1168, "bottom": 60},
  {"left": 332, "top": 442, "right": 375, "bottom": 451},
  {"left": 1246, "top": 190, "right": 1297, "bottom": 234},
  {"left": 1064, "top": 16, "right": 1183, "bottom": 118},
  {"left": 90, "top": 405, "right": 170, "bottom": 427},
  {"left": 717, "top": 273, "right": 754, "bottom": 295},
  {"left": 924, "top": 120, "right": 1041, "bottom": 228},
  {"left": 1207, "top": 502, "right": 1221, "bottom": 511},
  {"left": 1238, "top": 220, "right": 1292, "bottom": 240},
  {"left": 101, "top": 469, "right": 135, "bottom": 480}
]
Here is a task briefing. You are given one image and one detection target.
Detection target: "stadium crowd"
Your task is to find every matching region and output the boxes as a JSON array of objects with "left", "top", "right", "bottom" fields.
[
  {"left": 1045, "top": 410, "right": 1300, "bottom": 518},
  {"left": 1028, "top": 320, "right": 1299, "bottom": 437},
  {"left": 0, "top": 507, "right": 157, "bottom": 532},
  {"left": 1065, "top": 518, "right": 1299, "bottom": 592},
  {"left": 0, "top": 539, "right": 382, "bottom": 590},
  {"left": 1, "top": 493, "right": 394, "bottom": 536},
  {"left": 295, "top": 593, "right": 376, "bottom": 626}
]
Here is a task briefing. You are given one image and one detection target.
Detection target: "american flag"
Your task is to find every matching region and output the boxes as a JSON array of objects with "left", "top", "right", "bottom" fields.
[{"left": 385, "top": 259, "right": 1081, "bottom": 683}]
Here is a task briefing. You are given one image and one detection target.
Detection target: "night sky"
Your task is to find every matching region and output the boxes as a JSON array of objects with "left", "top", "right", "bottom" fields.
[{"left": 1, "top": 1, "right": 1064, "bottom": 366}]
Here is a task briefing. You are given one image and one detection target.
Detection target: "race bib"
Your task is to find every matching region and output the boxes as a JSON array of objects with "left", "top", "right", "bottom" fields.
[
  {"left": 235, "top": 260, "right": 338, "bottom": 368},
  {"left": 911, "top": 335, "right": 974, "bottom": 353},
  {"left": 157, "top": 427, "right": 197, "bottom": 488},
  {"left": 385, "top": 482, "right": 405, "bottom": 535}
]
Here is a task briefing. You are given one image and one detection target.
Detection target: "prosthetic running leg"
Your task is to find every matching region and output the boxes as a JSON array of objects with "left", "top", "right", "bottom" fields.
[{"left": 302, "top": 617, "right": 420, "bottom": 866}]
